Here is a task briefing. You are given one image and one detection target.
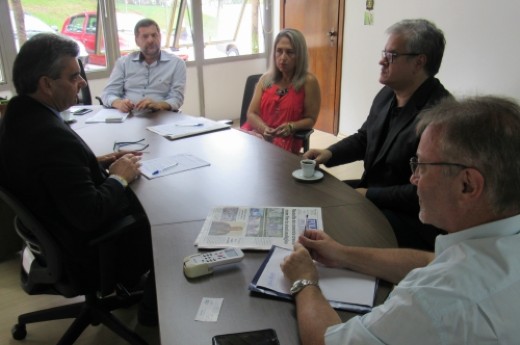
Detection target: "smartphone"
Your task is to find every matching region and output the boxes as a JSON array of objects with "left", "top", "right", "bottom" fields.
[
  {"left": 72, "top": 108, "right": 93, "bottom": 115},
  {"left": 212, "top": 329, "right": 280, "bottom": 345}
]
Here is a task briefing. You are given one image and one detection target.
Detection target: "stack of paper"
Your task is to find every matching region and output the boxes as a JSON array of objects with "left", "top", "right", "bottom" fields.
[
  {"left": 140, "top": 154, "right": 210, "bottom": 179},
  {"left": 147, "top": 115, "right": 230, "bottom": 140}
]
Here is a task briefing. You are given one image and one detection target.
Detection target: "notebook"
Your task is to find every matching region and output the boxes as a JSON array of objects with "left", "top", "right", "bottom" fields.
[{"left": 249, "top": 245, "right": 377, "bottom": 313}]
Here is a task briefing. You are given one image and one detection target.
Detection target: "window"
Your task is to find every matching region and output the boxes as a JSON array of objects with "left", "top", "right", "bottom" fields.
[
  {"left": 0, "top": 56, "right": 4, "bottom": 85},
  {"left": 200, "top": 0, "right": 266, "bottom": 60},
  {"left": 0, "top": 51, "right": 5, "bottom": 85},
  {"left": 0, "top": 0, "right": 270, "bottom": 89},
  {"left": 165, "top": 0, "right": 267, "bottom": 61},
  {"left": 6, "top": 0, "right": 98, "bottom": 71},
  {"left": 115, "top": 0, "right": 267, "bottom": 62}
]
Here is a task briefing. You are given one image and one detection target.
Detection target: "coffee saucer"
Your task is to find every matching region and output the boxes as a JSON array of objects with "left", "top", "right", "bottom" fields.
[{"left": 292, "top": 169, "right": 324, "bottom": 182}]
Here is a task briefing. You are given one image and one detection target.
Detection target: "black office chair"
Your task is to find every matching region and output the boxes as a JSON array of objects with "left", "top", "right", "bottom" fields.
[
  {"left": 77, "top": 59, "right": 92, "bottom": 106},
  {"left": 0, "top": 186, "right": 148, "bottom": 345},
  {"left": 239, "top": 74, "right": 314, "bottom": 153}
]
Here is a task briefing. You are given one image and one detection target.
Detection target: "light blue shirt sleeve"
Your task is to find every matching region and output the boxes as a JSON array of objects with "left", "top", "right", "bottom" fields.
[
  {"left": 101, "top": 50, "right": 186, "bottom": 110},
  {"left": 324, "top": 215, "right": 520, "bottom": 345}
]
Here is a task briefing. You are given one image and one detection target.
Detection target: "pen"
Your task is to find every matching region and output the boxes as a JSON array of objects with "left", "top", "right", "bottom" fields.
[
  {"left": 303, "top": 214, "right": 317, "bottom": 260},
  {"left": 175, "top": 123, "right": 203, "bottom": 127},
  {"left": 152, "top": 162, "right": 179, "bottom": 175}
]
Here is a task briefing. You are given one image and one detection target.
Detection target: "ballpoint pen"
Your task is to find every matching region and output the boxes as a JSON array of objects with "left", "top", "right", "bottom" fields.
[{"left": 152, "top": 162, "right": 179, "bottom": 175}]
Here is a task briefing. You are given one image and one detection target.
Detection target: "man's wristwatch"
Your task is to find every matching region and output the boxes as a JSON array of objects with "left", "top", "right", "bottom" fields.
[{"left": 290, "top": 279, "right": 319, "bottom": 296}]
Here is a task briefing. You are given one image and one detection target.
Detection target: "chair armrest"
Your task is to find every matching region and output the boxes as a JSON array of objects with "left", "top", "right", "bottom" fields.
[
  {"left": 95, "top": 96, "right": 104, "bottom": 106},
  {"left": 294, "top": 129, "right": 314, "bottom": 140}
]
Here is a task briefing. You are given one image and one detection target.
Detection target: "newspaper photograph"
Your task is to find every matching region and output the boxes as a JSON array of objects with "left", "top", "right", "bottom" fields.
[{"left": 194, "top": 206, "right": 323, "bottom": 250}]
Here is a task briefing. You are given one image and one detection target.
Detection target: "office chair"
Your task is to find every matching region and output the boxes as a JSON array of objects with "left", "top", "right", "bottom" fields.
[
  {"left": 0, "top": 186, "right": 149, "bottom": 345},
  {"left": 77, "top": 59, "right": 92, "bottom": 106},
  {"left": 239, "top": 74, "right": 314, "bottom": 152}
]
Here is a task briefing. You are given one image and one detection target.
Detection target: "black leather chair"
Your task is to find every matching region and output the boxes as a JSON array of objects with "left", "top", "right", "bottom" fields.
[
  {"left": 0, "top": 186, "right": 148, "bottom": 345},
  {"left": 77, "top": 59, "right": 92, "bottom": 106},
  {"left": 239, "top": 74, "right": 314, "bottom": 153}
]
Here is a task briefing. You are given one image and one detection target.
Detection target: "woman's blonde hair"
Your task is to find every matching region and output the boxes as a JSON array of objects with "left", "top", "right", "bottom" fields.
[{"left": 266, "top": 28, "right": 309, "bottom": 91}]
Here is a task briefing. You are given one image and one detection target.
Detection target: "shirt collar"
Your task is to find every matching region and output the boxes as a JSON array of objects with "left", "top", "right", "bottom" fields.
[
  {"left": 435, "top": 213, "right": 520, "bottom": 255},
  {"left": 136, "top": 51, "right": 162, "bottom": 64}
]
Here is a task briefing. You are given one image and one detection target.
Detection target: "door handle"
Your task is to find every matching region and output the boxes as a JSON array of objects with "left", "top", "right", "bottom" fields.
[{"left": 327, "top": 28, "right": 337, "bottom": 46}]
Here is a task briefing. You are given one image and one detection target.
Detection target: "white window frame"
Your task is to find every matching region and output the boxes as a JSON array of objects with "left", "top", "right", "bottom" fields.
[{"left": 0, "top": 0, "right": 272, "bottom": 93}]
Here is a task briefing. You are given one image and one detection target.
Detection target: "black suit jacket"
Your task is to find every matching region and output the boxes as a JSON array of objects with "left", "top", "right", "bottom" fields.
[
  {"left": 0, "top": 95, "right": 150, "bottom": 286},
  {"left": 327, "top": 78, "right": 451, "bottom": 214}
]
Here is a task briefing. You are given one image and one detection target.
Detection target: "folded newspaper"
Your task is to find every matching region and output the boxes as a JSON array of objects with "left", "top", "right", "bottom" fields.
[{"left": 194, "top": 206, "right": 323, "bottom": 250}]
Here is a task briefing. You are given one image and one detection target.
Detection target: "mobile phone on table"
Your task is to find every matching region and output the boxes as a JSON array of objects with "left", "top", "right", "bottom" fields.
[
  {"left": 212, "top": 329, "right": 280, "bottom": 345},
  {"left": 72, "top": 108, "right": 93, "bottom": 115}
]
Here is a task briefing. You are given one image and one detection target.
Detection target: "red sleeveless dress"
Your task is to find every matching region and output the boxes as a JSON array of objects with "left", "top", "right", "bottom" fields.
[{"left": 242, "top": 84, "right": 305, "bottom": 154}]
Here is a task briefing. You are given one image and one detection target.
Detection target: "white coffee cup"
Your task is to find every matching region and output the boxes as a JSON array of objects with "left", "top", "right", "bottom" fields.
[
  {"left": 60, "top": 109, "right": 73, "bottom": 122},
  {"left": 300, "top": 159, "right": 316, "bottom": 178}
]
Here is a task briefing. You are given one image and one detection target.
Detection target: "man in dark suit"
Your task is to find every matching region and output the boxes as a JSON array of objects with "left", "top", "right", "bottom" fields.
[
  {"left": 304, "top": 19, "right": 451, "bottom": 250},
  {"left": 0, "top": 33, "right": 157, "bottom": 326}
]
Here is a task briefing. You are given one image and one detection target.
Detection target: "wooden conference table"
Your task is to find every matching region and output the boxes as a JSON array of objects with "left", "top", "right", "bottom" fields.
[{"left": 75, "top": 108, "right": 397, "bottom": 345}]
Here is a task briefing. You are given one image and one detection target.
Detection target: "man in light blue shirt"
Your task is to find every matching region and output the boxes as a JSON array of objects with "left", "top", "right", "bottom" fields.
[
  {"left": 101, "top": 18, "right": 186, "bottom": 113},
  {"left": 281, "top": 96, "right": 520, "bottom": 345}
]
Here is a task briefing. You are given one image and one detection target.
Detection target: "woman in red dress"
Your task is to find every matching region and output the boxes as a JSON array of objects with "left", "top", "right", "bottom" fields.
[{"left": 241, "top": 28, "right": 321, "bottom": 154}]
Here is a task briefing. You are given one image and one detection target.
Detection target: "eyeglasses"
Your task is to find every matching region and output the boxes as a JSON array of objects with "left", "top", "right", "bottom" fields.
[
  {"left": 381, "top": 50, "right": 420, "bottom": 63},
  {"left": 409, "top": 156, "right": 469, "bottom": 176},
  {"left": 113, "top": 138, "right": 149, "bottom": 152}
]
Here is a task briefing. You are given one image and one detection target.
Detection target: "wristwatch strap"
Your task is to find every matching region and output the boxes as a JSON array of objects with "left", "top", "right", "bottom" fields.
[{"left": 290, "top": 279, "right": 319, "bottom": 296}]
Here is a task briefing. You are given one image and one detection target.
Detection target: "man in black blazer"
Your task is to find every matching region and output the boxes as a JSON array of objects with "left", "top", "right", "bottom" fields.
[
  {"left": 0, "top": 33, "right": 157, "bottom": 325},
  {"left": 304, "top": 19, "right": 451, "bottom": 250}
]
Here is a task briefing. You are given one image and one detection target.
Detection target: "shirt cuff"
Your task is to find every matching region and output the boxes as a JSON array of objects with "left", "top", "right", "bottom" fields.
[{"left": 108, "top": 174, "right": 128, "bottom": 188}]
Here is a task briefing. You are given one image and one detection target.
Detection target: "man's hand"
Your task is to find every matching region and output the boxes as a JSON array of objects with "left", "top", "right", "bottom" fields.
[
  {"left": 281, "top": 243, "right": 318, "bottom": 284},
  {"left": 298, "top": 230, "right": 345, "bottom": 268},
  {"left": 135, "top": 99, "right": 171, "bottom": 112},
  {"left": 98, "top": 151, "right": 143, "bottom": 169},
  {"left": 112, "top": 99, "right": 135, "bottom": 113},
  {"left": 303, "top": 149, "right": 332, "bottom": 165},
  {"left": 108, "top": 153, "right": 142, "bottom": 184}
]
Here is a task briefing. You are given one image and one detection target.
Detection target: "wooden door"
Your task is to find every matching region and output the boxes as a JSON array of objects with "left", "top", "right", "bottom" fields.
[{"left": 281, "top": 0, "right": 344, "bottom": 135}]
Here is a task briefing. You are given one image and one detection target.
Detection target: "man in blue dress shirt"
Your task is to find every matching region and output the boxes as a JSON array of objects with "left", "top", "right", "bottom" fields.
[{"left": 101, "top": 18, "right": 186, "bottom": 113}]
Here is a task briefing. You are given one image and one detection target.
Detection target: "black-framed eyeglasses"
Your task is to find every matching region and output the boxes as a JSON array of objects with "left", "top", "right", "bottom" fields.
[
  {"left": 113, "top": 138, "right": 149, "bottom": 152},
  {"left": 381, "top": 50, "right": 420, "bottom": 63},
  {"left": 409, "top": 156, "right": 469, "bottom": 176}
]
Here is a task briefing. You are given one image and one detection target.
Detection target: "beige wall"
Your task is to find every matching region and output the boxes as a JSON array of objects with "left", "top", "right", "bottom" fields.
[{"left": 340, "top": 0, "right": 520, "bottom": 136}]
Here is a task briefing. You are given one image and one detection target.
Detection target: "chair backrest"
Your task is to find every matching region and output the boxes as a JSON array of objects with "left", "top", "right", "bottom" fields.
[
  {"left": 0, "top": 186, "right": 66, "bottom": 294},
  {"left": 240, "top": 74, "right": 262, "bottom": 126},
  {"left": 0, "top": 184, "right": 142, "bottom": 298},
  {"left": 77, "top": 59, "right": 92, "bottom": 105}
]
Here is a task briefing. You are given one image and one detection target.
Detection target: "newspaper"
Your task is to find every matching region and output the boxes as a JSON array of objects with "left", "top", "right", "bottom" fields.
[{"left": 194, "top": 206, "right": 323, "bottom": 250}]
